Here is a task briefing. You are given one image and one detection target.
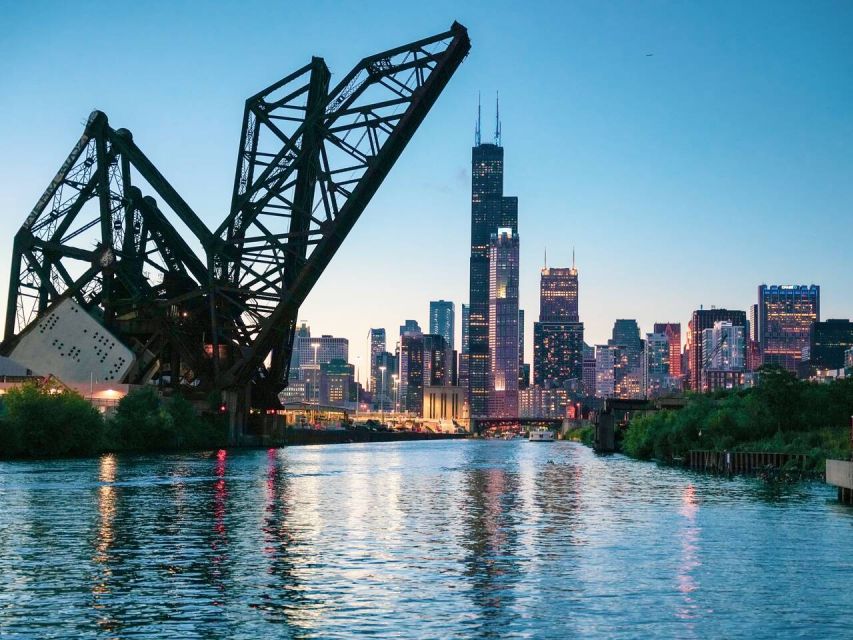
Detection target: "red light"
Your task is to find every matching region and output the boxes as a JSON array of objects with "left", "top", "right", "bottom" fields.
[{"left": 219, "top": 403, "right": 227, "bottom": 413}]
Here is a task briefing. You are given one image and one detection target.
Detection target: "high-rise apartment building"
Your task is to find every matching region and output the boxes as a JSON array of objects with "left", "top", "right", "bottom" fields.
[
  {"left": 582, "top": 343, "right": 596, "bottom": 396},
  {"left": 468, "top": 107, "right": 517, "bottom": 418},
  {"left": 369, "top": 328, "right": 386, "bottom": 393},
  {"left": 653, "top": 323, "right": 681, "bottom": 378},
  {"left": 688, "top": 308, "right": 747, "bottom": 391},
  {"left": 518, "top": 309, "right": 526, "bottom": 389},
  {"left": 488, "top": 228, "right": 520, "bottom": 418},
  {"left": 645, "top": 332, "right": 670, "bottom": 398},
  {"left": 533, "top": 322, "right": 584, "bottom": 387},
  {"left": 701, "top": 321, "right": 747, "bottom": 391},
  {"left": 758, "top": 285, "right": 820, "bottom": 373}
]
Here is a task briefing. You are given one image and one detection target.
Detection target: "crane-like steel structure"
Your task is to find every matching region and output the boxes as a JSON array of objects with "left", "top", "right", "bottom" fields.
[{"left": 1, "top": 22, "right": 470, "bottom": 423}]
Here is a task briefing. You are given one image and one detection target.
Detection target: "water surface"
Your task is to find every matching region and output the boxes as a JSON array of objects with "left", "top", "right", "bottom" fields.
[{"left": 0, "top": 441, "right": 850, "bottom": 638}]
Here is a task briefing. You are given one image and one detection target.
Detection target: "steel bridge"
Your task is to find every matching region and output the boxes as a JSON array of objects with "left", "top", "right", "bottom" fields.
[{"left": 1, "top": 23, "right": 470, "bottom": 435}]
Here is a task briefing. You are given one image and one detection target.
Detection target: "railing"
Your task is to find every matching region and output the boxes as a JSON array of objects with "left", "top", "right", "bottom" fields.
[{"left": 687, "top": 450, "right": 809, "bottom": 474}]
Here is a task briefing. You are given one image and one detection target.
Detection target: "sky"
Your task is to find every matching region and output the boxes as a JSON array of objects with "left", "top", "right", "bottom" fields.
[{"left": 1, "top": 0, "right": 852, "bottom": 379}]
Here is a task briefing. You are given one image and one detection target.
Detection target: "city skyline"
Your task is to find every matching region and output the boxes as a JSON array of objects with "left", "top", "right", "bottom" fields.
[{"left": 2, "top": 2, "right": 852, "bottom": 376}]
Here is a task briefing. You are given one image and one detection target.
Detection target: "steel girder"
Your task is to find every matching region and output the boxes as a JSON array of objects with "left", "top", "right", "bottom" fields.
[{"left": 2, "top": 22, "right": 470, "bottom": 397}]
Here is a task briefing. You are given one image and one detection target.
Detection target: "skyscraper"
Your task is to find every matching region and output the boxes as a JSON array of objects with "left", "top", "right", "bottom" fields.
[
  {"left": 429, "top": 300, "right": 455, "bottom": 351},
  {"left": 468, "top": 98, "right": 517, "bottom": 417},
  {"left": 701, "top": 321, "right": 747, "bottom": 391},
  {"left": 758, "top": 284, "right": 820, "bottom": 373},
  {"left": 645, "top": 332, "right": 670, "bottom": 397},
  {"left": 533, "top": 322, "right": 584, "bottom": 388},
  {"left": 429, "top": 300, "right": 454, "bottom": 386},
  {"left": 808, "top": 319, "right": 853, "bottom": 371},
  {"left": 539, "top": 265, "right": 579, "bottom": 322},
  {"left": 518, "top": 308, "right": 527, "bottom": 389},
  {"left": 582, "top": 343, "right": 596, "bottom": 396},
  {"left": 369, "top": 328, "right": 386, "bottom": 393},
  {"left": 688, "top": 308, "right": 748, "bottom": 391},
  {"left": 459, "top": 304, "right": 470, "bottom": 391},
  {"left": 533, "top": 262, "right": 583, "bottom": 389},
  {"left": 653, "top": 322, "right": 681, "bottom": 378},
  {"left": 399, "top": 334, "right": 424, "bottom": 414},
  {"left": 488, "top": 227, "right": 520, "bottom": 418}
]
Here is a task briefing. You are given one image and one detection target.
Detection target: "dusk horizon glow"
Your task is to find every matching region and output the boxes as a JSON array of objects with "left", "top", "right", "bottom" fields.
[{"left": 2, "top": 1, "right": 851, "bottom": 376}]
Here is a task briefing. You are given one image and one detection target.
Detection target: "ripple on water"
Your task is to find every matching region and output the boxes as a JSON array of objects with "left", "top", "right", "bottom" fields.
[{"left": 0, "top": 441, "right": 851, "bottom": 639}]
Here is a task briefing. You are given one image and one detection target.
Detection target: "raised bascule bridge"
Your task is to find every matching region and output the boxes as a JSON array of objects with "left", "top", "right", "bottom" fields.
[{"left": 1, "top": 23, "right": 470, "bottom": 439}]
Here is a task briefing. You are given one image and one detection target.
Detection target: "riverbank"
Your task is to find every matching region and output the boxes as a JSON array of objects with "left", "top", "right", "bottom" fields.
[{"left": 621, "top": 369, "right": 852, "bottom": 472}]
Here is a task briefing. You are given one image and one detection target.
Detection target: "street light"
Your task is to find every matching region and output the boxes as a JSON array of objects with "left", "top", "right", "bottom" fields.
[
  {"left": 311, "top": 343, "right": 320, "bottom": 412},
  {"left": 379, "top": 365, "right": 387, "bottom": 425},
  {"left": 391, "top": 374, "right": 398, "bottom": 417}
]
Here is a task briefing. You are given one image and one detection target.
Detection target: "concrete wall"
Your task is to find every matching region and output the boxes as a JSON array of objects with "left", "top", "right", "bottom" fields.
[{"left": 826, "top": 459, "right": 853, "bottom": 490}]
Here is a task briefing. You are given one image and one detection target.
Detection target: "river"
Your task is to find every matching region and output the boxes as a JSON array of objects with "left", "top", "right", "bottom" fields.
[{"left": 0, "top": 440, "right": 850, "bottom": 638}]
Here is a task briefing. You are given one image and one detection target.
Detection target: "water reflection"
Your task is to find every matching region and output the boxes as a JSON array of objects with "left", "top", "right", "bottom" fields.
[
  {"left": 676, "top": 483, "right": 701, "bottom": 626},
  {"left": 0, "top": 442, "right": 851, "bottom": 638},
  {"left": 461, "top": 445, "right": 523, "bottom": 638},
  {"left": 92, "top": 453, "right": 118, "bottom": 632}
]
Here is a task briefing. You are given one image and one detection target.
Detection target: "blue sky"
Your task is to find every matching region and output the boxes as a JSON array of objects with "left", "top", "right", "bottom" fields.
[{"left": 1, "top": 0, "right": 851, "bottom": 377}]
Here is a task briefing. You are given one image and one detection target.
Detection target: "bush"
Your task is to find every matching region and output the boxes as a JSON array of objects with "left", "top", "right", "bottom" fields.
[
  {"left": 0, "top": 382, "right": 104, "bottom": 458},
  {"left": 621, "top": 375, "right": 853, "bottom": 465},
  {"left": 109, "top": 386, "right": 226, "bottom": 452}
]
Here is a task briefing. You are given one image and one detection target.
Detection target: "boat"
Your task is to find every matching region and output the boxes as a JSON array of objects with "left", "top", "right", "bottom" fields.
[{"left": 528, "top": 429, "right": 555, "bottom": 442}]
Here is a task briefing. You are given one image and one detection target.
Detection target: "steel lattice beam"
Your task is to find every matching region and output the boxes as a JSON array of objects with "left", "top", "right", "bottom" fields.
[{"left": 2, "top": 22, "right": 470, "bottom": 400}]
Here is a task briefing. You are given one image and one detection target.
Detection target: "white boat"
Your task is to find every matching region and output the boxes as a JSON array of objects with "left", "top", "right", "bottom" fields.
[{"left": 528, "top": 429, "right": 555, "bottom": 442}]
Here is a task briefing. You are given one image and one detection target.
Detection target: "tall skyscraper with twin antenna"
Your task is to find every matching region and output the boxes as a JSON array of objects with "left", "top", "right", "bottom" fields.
[{"left": 468, "top": 93, "right": 518, "bottom": 418}]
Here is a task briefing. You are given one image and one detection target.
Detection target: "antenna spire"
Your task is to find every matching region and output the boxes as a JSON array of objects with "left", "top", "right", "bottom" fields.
[
  {"left": 572, "top": 246, "right": 575, "bottom": 269},
  {"left": 474, "top": 92, "right": 481, "bottom": 146},
  {"left": 544, "top": 246, "right": 547, "bottom": 270},
  {"left": 494, "top": 91, "right": 502, "bottom": 146}
]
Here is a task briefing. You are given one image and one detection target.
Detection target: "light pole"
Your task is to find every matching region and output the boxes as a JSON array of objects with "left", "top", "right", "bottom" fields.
[
  {"left": 355, "top": 355, "right": 361, "bottom": 416},
  {"left": 311, "top": 343, "right": 320, "bottom": 420},
  {"left": 392, "top": 374, "right": 398, "bottom": 416},
  {"left": 379, "top": 365, "right": 387, "bottom": 425}
]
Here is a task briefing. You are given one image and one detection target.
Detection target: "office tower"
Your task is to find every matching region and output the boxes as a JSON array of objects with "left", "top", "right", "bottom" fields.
[
  {"left": 748, "top": 304, "right": 759, "bottom": 343},
  {"left": 468, "top": 99, "right": 517, "bottom": 418},
  {"left": 429, "top": 301, "right": 455, "bottom": 386},
  {"left": 539, "top": 265, "right": 579, "bottom": 322},
  {"left": 369, "top": 328, "right": 386, "bottom": 393},
  {"left": 645, "top": 332, "right": 670, "bottom": 398},
  {"left": 488, "top": 227, "right": 520, "bottom": 418},
  {"left": 609, "top": 319, "right": 642, "bottom": 366},
  {"left": 400, "top": 319, "right": 422, "bottom": 337},
  {"left": 688, "top": 308, "right": 748, "bottom": 391},
  {"left": 289, "top": 321, "right": 312, "bottom": 377},
  {"left": 533, "top": 322, "right": 584, "bottom": 387},
  {"left": 399, "top": 334, "right": 424, "bottom": 414},
  {"left": 423, "top": 334, "right": 449, "bottom": 386},
  {"left": 701, "top": 321, "right": 747, "bottom": 391},
  {"left": 518, "top": 309, "right": 527, "bottom": 389},
  {"left": 808, "top": 319, "right": 853, "bottom": 370},
  {"left": 758, "top": 285, "right": 820, "bottom": 373},
  {"left": 459, "top": 304, "right": 470, "bottom": 391},
  {"left": 293, "top": 333, "right": 349, "bottom": 381},
  {"left": 582, "top": 343, "right": 596, "bottom": 396},
  {"left": 653, "top": 323, "right": 682, "bottom": 378},
  {"left": 374, "top": 351, "right": 398, "bottom": 411},
  {"left": 429, "top": 301, "right": 455, "bottom": 350},
  {"left": 533, "top": 261, "right": 583, "bottom": 390},
  {"left": 319, "top": 359, "right": 354, "bottom": 407}
]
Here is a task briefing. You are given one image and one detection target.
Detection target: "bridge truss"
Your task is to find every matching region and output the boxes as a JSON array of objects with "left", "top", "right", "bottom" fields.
[{"left": 2, "top": 22, "right": 470, "bottom": 409}]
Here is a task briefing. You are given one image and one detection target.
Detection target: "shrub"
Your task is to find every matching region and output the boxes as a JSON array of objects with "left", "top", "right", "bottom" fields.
[{"left": 0, "top": 382, "right": 104, "bottom": 458}]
